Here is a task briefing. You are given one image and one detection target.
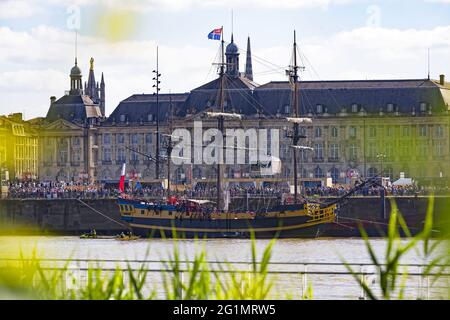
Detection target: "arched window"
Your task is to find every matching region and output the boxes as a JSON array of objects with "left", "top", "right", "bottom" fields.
[
  {"left": 175, "top": 168, "right": 185, "bottom": 183},
  {"left": 301, "top": 168, "right": 307, "bottom": 178},
  {"left": 56, "top": 169, "right": 68, "bottom": 182},
  {"left": 227, "top": 167, "right": 235, "bottom": 178},
  {"left": 330, "top": 167, "right": 340, "bottom": 184},
  {"left": 193, "top": 167, "right": 202, "bottom": 179},
  {"left": 351, "top": 104, "right": 359, "bottom": 113},
  {"left": 314, "top": 167, "right": 324, "bottom": 178},
  {"left": 368, "top": 167, "right": 378, "bottom": 178},
  {"left": 383, "top": 167, "right": 393, "bottom": 180},
  {"left": 120, "top": 114, "right": 126, "bottom": 122}
]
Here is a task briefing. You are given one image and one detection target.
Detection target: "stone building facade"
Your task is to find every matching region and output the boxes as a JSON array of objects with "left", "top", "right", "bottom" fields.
[
  {"left": 0, "top": 113, "right": 39, "bottom": 181},
  {"left": 34, "top": 57, "right": 105, "bottom": 183},
  {"left": 33, "top": 37, "right": 450, "bottom": 186}
]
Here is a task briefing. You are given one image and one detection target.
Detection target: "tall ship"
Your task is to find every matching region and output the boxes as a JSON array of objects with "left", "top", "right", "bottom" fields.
[{"left": 117, "top": 30, "right": 370, "bottom": 239}]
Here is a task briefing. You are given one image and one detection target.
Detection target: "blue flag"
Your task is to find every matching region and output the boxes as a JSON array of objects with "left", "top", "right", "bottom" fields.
[{"left": 208, "top": 27, "right": 222, "bottom": 40}]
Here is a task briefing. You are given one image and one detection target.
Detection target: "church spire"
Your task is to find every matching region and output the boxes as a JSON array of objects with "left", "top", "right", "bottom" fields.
[
  {"left": 86, "top": 57, "right": 99, "bottom": 101},
  {"left": 245, "top": 36, "right": 253, "bottom": 81},
  {"left": 100, "top": 72, "right": 106, "bottom": 117}
]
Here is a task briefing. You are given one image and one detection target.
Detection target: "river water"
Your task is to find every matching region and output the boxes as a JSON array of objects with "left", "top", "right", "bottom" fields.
[{"left": 0, "top": 237, "right": 448, "bottom": 300}]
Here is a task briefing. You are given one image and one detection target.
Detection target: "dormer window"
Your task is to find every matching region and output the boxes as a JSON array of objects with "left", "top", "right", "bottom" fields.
[
  {"left": 148, "top": 114, "right": 153, "bottom": 122},
  {"left": 316, "top": 104, "right": 323, "bottom": 114},
  {"left": 351, "top": 104, "right": 358, "bottom": 113},
  {"left": 420, "top": 103, "right": 427, "bottom": 113},
  {"left": 387, "top": 103, "right": 394, "bottom": 113},
  {"left": 284, "top": 105, "right": 291, "bottom": 114},
  {"left": 120, "top": 114, "right": 126, "bottom": 123}
]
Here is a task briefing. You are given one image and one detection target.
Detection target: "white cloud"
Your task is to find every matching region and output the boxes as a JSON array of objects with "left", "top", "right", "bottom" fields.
[
  {"left": 425, "top": 0, "right": 450, "bottom": 3},
  {"left": 0, "top": 25, "right": 216, "bottom": 118},
  {"left": 253, "top": 25, "right": 450, "bottom": 84},
  {"left": 41, "top": 0, "right": 360, "bottom": 11},
  {"left": 0, "top": 0, "right": 36, "bottom": 19},
  {"left": 1, "top": 24, "right": 449, "bottom": 120}
]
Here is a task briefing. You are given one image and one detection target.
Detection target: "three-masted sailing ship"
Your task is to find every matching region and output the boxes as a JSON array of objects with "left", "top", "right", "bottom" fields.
[{"left": 117, "top": 30, "right": 339, "bottom": 238}]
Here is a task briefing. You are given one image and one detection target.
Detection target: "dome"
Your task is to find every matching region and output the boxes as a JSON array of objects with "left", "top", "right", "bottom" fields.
[
  {"left": 226, "top": 34, "right": 239, "bottom": 55},
  {"left": 70, "top": 59, "right": 82, "bottom": 76},
  {"left": 226, "top": 41, "right": 239, "bottom": 55}
]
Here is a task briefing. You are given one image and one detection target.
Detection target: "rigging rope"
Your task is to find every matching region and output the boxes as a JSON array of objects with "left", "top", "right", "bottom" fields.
[
  {"left": 76, "top": 198, "right": 130, "bottom": 230},
  {"left": 337, "top": 216, "right": 441, "bottom": 233}
]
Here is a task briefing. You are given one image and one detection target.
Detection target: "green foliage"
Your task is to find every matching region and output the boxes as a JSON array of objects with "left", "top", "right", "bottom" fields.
[
  {"left": 0, "top": 233, "right": 276, "bottom": 300},
  {"left": 343, "top": 195, "right": 449, "bottom": 300}
]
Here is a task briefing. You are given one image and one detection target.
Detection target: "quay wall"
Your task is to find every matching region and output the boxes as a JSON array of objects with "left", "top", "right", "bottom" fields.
[{"left": 0, "top": 197, "right": 448, "bottom": 236}]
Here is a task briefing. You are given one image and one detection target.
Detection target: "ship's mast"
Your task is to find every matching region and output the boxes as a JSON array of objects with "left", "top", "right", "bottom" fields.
[
  {"left": 217, "top": 27, "right": 226, "bottom": 212},
  {"left": 292, "top": 31, "right": 300, "bottom": 204},
  {"left": 167, "top": 95, "right": 173, "bottom": 200},
  {"left": 153, "top": 46, "right": 161, "bottom": 180}
]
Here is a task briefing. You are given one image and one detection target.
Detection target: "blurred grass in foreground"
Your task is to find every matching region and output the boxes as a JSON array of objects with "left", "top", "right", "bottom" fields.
[{"left": 343, "top": 195, "right": 449, "bottom": 300}]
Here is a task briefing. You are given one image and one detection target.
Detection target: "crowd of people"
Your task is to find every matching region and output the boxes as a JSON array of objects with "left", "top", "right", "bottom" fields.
[
  {"left": 2, "top": 180, "right": 449, "bottom": 200},
  {"left": 6, "top": 182, "right": 117, "bottom": 199}
]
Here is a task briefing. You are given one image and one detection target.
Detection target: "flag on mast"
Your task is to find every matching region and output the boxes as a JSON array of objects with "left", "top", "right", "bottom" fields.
[
  {"left": 119, "top": 163, "right": 126, "bottom": 193},
  {"left": 208, "top": 27, "right": 222, "bottom": 40}
]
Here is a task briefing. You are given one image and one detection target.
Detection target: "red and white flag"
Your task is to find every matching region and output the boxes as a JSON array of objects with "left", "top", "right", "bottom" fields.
[{"left": 119, "top": 163, "right": 126, "bottom": 193}]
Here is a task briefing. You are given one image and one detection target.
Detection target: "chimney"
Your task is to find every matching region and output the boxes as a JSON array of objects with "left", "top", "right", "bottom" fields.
[
  {"left": 50, "top": 96, "right": 56, "bottom": 105},
  {"left": 8, "top": 113, "right": 23, "bottom": 122},
  {"left": 440, "top": 74, "right": 445, "bottom": 85}
]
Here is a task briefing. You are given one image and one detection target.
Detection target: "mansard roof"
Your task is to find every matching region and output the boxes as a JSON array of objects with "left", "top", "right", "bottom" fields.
[
  {"left": 179, "top": 75, "right": 259, "bottom": 117},
  {"left": 106, "top": 78, "right": 449, "bottom": 122},
  {"left": 255, "top": 79, "right": 449, "bottom": 116},
  {"left": 46, "top": 94, "right": 102, "bottom": 123},
  {"left": 104, "top": 93, "right": 189, "bottom": 125}
]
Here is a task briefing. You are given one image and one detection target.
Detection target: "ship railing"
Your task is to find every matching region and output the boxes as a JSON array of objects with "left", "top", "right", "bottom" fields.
[
  {"left": 0, "top": 258, "right": 448, "bottom": 300},
  {"left": 305, "top": 204, "right": 336, "bottom": 221}
]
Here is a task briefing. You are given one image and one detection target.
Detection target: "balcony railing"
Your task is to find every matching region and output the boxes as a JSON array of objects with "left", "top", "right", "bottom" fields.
[
  {"left": 328, "top": 157, "right": 340, "bottom": 163},
  {"left": 102, "top": 160, "right": 112, "bottom": 165},
  {"left": 312, "top": 157, "right": 325, "bottom": 163}
]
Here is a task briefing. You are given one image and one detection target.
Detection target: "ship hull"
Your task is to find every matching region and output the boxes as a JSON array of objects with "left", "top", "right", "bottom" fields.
[
  {"left": 122, "top": 210, "right": 333, "bottom": 239},
  {"left": 129, "top": 222, "right": 331, "bottom": 239},
  {"left": 118, "top": 198, "right": 336, "bottom": 239}
]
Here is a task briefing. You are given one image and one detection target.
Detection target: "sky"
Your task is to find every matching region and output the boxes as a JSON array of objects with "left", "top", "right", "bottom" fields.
[{"left": 0, "top": 0, "right": 449, "bottom": 119}]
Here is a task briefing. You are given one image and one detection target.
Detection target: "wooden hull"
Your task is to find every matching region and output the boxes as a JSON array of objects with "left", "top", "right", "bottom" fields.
[{"left": 118, "top": 198, "right": 336, "bottom": 239}]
